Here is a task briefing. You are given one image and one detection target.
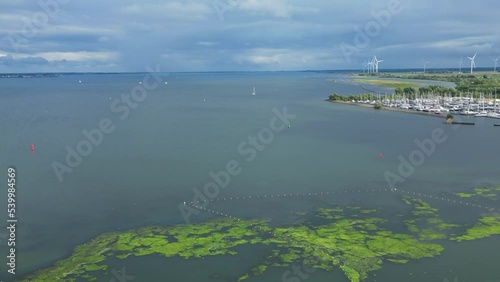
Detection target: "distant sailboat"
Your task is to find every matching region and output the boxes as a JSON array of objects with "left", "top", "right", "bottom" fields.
[{"left": 252, "top": 87, "right": 256, "bottom": 96}]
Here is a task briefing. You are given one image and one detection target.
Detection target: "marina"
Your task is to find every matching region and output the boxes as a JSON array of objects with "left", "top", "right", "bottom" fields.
[{"left": 331, "top": 92, "right": 500, "bottom": 119}]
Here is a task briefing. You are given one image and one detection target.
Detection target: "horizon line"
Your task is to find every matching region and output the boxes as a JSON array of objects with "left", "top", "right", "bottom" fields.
[{"left": 0, "top": 67, "right": 497, "bottom": 75}]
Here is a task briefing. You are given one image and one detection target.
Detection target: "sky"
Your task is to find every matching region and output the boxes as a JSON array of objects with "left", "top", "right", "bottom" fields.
[{"left": 0, "top": 0, "right": 499, "bottom": 72}]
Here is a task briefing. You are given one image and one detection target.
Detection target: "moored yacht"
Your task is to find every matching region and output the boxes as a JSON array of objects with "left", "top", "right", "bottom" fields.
[{"left": 487, "top": 112, "right": 500, "bottom": 119}]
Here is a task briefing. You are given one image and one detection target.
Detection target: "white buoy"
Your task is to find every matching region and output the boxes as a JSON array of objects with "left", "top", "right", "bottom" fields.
[
  {"left": 78, "top": 80, "right": 82, "bottom": 83},
  {"left": 164, "top": 81, "right": 168, "bottom": 85}
]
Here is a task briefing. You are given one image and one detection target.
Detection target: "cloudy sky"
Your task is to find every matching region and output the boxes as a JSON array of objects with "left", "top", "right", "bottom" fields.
[{"left": 0, "top": 0, "right": 499, "bottom": 72}]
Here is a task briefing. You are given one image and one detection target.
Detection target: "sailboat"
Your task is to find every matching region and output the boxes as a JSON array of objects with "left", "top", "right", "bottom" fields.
[
  {"left": 252, "top": 87, "right": 256, "bottom": 96},
  {"left": 475, "top": 94, "right": 488, "bottom": 117},
  {"left": 487, "top": 93, "right": 500, "bottom": 119}
]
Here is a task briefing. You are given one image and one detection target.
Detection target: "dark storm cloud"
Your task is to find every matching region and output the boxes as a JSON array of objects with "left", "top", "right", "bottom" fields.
[{"left": 0, "top": 0, "right": 498, "bottom": 72}]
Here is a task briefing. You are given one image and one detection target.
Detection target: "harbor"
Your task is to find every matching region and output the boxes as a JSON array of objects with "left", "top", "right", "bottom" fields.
[{"left": 328, "top": 93, "right": 500, "bottom": 120}]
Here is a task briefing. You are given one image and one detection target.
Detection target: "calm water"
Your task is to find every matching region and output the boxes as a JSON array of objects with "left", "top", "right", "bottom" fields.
[{"left": 0, "top": 72, "right": 499, "bottom": 282}]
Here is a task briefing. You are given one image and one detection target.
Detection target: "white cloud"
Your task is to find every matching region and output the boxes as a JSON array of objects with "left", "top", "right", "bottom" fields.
[
  {"left": 427, "top": 36, "right": 497, "bottom": 51},
  {"left": 17, "top": 51, "right": 119, "bottom": 62},
  {"left": 120, "top": 2, "right": 212, "bottom": 21},
  {"left": 238, "top": 0, "right": 319, "bottom": 18},
  {"left": 197, "top": 41, "right": 219, "bottom": 47},
  {"left": 233, "top": 48, "right": 341, "bottom": 69},
  {"left": 41, "top": 25, "right": 124, "bottom": 37},
  {"left": 0, "top": 0, "right": 499, "bottom": 71}
]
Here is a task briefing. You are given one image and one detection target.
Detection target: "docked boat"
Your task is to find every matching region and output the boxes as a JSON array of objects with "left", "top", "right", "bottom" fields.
[
  {"left": 487, "top": 112, "right": 500, "bottom": 119},
  {"left": 475, "top": 111, "right": 489, "bottom": 117}
]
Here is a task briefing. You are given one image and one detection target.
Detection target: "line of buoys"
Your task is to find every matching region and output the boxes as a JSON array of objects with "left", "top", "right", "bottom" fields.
[
  {"left": 185, "top": 187, "right": 495, "bottom": 268},
  {"left": 395, "top": 189, "right": 495, "bottom": 211},
  {"left": 192, "top": 187, "right": 495, "bottom": 212}
]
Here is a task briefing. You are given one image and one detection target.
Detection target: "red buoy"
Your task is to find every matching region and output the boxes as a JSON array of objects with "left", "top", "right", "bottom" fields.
[
  {"left": 31, "top": 144, "right": 35, "bottom": 152},
  {"left": 379, "top": 152, "right": 383, "bottom": 159}
]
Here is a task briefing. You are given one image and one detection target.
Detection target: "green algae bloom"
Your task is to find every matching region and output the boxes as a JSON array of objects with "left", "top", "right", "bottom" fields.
[
  {"left": 401, "top": 196, "right": 460, "bottom": 241},
  {"left": 22, "top": 188, "right": 500, "bottom": 282},
  {"left": 295, "top": 210, "right": 308, "bottom": 216},
  {"left": 451, "top": 215, "right": 500, "bottom": 242},
  {"left": 455, "top": 186, "right": 500, "bottom": 200}
]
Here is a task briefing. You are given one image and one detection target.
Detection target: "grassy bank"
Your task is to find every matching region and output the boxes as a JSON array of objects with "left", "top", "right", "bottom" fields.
[
  {"left": 346, "top": 71, "right": 500, "bottom": 98},
  {"left": 352, "top": 77, "right": 422, "bottom": 89},
  {"left": 377, "top": 72, "right": 500, "bottom": 94}
]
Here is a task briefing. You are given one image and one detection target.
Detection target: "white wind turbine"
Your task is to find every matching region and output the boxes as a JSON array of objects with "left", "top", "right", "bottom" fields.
[
  {"left": 468, "top": 53, "right": 477, "bottom": 74},
  {"left": 362, "top": 61, "right": 370, "bottom": 73},
  {"left": 493, "top": 57, "right": 500, "bottom": 72},
  {"left": 458, "top": 57, "right": 463, "bottom": 73},
  {"left": 367, "top": 60, "right": 374, "bottom": 73},
  {"left": 373, "top": 55, "right": 383, "bottom": 73},
  {"left": 423, "top": 61, "right": 429, "bottom": 73}
]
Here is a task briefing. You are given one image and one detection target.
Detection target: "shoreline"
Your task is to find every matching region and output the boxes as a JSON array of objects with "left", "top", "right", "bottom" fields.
[{"left": 328, "top": 100, "right": 446, "bottom": 118}]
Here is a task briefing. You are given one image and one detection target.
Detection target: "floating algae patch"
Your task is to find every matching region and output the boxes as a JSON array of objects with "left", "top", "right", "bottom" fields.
[
  {"left": 295, "top": 210, "right": 308, "bottom": 216},
  {"left": 20, "top": 230, "right": 118, "bottom": 282},
  {"left": 235, "top": 205, "right": 443, "bottom": 282},
  {"left": 316, "top": 206, "right": 378, "bottom": 221},
  {"left": 22, "top": 218, "right": 268, "bottom": 282},
  {"left": 451, "top": 215, "right": 500, "bottom": 242},
  {"left": 401, "top": 196, "right": 460, "bottom": 241},
  {"left": 24, "top": 196, "right": 498, "bottom": 282},
  {"left": 455, "top": 186, "right": 500, "bottom": 201}
]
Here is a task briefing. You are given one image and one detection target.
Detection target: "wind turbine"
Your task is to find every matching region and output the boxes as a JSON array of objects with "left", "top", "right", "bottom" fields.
[
  {"left": 362, "top": 61, "right": 370, "bottom": 73},
  {"left": 423, "top": 61, "right": 429, "bottom": 73},
  {"left": 468, "top": 53, "right": 477, "bottom": 74},
  {"left": 367, "top": 60, "right": 374, "bottom": 73},
  {"left": 458, "top": 57, "right": 463, "bottom": 73},
  {"left": 493, "top": 57, "right": 500, "bottom": 72},
  {"left": 373, "top": 55, "right": 383, "bottom": 73}
]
